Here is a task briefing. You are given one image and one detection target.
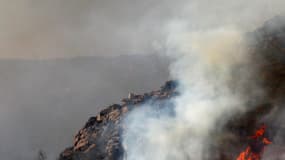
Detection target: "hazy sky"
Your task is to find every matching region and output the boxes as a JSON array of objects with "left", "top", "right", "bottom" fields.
[
  {"left": 0, "top": 0, "right": 177, "bottom": 59},
  {"left": 0, "top": 55, "right": 170, "bottom": 160},
  {"left": 0, "top": 0, "right": 285, "bottom": 59}
]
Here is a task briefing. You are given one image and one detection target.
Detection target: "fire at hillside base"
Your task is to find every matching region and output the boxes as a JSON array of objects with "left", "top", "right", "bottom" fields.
[{"left": 236, "top": 124, "right": 271, "bottom": 160}]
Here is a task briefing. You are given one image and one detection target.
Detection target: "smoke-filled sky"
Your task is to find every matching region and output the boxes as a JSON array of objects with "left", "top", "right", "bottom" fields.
[
  {"left": 1, "top": 0, "right": 285, "bottom": 59},
  {"left": 1, "top": 0, "right": 285, "bottom": 160}
]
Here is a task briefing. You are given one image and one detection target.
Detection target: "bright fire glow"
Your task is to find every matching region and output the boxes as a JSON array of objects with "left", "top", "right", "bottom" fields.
[{"left": 236, "top": 124, "right": 272, "bottom": 160}]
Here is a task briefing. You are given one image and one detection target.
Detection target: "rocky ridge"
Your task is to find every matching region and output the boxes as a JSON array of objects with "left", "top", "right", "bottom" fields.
[{"left": 59, "top": 81, "right": 178, "bottom": 160}]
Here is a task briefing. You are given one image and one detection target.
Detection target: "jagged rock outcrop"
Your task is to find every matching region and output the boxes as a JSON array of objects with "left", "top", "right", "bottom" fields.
[{"left": 59, "top": 81, "right": 178, "bottom": 160}]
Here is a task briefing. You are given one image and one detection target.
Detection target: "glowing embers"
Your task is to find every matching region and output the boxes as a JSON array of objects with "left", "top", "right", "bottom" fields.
[{"left": 236, "top": 124, "right": 272, "bottom": 160}]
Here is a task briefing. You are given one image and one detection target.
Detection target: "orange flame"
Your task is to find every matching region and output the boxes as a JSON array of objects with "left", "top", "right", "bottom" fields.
[{"left": 236, "top": 124, "right": 272, "bottom": 160}]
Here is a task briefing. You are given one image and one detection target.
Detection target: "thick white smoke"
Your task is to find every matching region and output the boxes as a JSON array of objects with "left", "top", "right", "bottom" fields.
[{"left": 122, "top": 21, "right": 265, "bottom": 160}]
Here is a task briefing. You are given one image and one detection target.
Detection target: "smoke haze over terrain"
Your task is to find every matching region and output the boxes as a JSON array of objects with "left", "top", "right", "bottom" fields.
[
  {"left": 1, "top": 0, "right": 285, "bottom": 59},
  {"left": 1, "top": 0, "right": 285, "bottom": 159},
  {"left": 0, "top": 55, "right": 170, "bottom": 159}
]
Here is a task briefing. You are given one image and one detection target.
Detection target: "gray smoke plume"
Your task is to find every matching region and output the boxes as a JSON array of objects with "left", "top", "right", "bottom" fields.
[
  {"left": 123, "top": 27, "right": 260, "bottom": 160},
  {"left": 122, "top": 1, "right": 285, "bottom": 160}
]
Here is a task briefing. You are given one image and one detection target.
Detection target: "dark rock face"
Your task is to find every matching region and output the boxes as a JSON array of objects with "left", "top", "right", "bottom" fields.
[
  {"left": 59, "top": 81, "right": 178, "bottom": 160},
  {"left": 59, "top": 17, "right": 285, "bottom": 160}
]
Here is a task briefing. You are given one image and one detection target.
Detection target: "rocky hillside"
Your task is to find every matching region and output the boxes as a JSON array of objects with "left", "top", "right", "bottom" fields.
[
  {"left": 59, "top": 17, "right": 285, "bottom": 160},
  {"left": 59, "top": 81, "right": 178, "bottom": 160}
]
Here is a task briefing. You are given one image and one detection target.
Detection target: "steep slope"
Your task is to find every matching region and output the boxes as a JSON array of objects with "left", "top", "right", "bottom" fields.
[{"left": 59, "top": 81, "right": 178, "bottom": 160}]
